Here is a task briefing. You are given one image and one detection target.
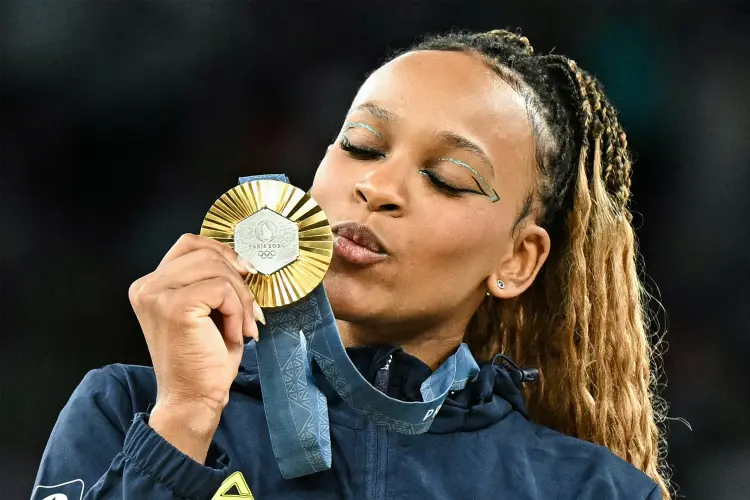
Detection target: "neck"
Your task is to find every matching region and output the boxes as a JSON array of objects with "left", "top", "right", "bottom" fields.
[{"left": 336, "top": 317, "right": 465, "bottom": 370}]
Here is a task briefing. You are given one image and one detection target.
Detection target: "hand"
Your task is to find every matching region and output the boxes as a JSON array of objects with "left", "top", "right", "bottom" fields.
[{"left": 128, "top": 233, "right": 264, "bottom": 462}]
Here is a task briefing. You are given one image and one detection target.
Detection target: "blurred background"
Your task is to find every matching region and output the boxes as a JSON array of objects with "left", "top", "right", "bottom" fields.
[{"left": 1, "top": 1, "right": 748, "bottom": 498}]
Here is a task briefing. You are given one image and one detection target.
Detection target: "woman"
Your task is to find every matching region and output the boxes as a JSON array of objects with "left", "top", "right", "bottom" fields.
[{"left": 32, "top": 29, "right": 669, "bottom": 499}]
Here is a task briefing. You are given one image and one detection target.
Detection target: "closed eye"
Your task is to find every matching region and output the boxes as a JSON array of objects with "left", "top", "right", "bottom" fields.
[
  {"left": 340, "top": 136, "right": 384, "bottom": 160},
  {"left": 420, "top": 170, "right": 476, "bottom": 197}
]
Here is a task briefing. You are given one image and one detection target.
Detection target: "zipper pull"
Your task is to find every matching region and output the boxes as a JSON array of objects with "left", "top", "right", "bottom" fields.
[{"left": 374, "top": 354, "right": 393, "bottom": 394}]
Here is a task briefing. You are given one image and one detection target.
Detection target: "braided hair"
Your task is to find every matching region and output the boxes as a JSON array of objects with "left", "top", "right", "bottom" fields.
[{"left": 392, "top": 29, "right": 670, "bottom": 498}]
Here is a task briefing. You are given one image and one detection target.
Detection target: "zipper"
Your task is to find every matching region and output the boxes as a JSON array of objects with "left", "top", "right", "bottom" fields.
[
  {"left": 365, "top": 354, "right": 392, "bottom": 500},
  {"left": 373, "top": 354, "right": 393, "bottom": 394}
]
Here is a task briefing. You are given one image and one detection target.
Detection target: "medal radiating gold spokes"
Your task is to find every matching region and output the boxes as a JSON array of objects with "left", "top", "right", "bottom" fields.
[{"left": 200, "top": 180, "right": 333, "bottom": 309}]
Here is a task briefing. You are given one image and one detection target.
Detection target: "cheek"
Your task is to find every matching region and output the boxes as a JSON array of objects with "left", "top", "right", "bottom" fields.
[
  {"left": 405, "top": 206, "right": 498, "bottom": 276},
  {"left": 310, "top": 153, "right": 351, "bottom": 213}
]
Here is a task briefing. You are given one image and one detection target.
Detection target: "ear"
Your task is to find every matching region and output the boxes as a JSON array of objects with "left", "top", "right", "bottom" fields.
[{"left": 486, "top": 223, "right": 551, "bottom": 299}]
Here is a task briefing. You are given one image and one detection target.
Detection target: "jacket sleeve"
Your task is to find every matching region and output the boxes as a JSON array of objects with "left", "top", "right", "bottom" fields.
[{"left": 32, "top": 366, "right": 232, "bottom": 500}]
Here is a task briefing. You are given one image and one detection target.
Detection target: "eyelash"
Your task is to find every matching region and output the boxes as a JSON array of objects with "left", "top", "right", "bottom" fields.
[
  {"left": 340, "top": 137, "right": 383, "bottom": 160},
  {"left": 339, "top": 137, "right": 472, "bottom": 197}
]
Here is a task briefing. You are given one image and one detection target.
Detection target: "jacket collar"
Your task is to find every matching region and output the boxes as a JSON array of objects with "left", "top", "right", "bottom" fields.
[{"left": 235, "top": 341, "right": 530, "bottom": 433}]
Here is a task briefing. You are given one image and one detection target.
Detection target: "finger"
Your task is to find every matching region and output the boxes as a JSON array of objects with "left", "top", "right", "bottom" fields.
[
  {"left": 154, "top": 249, "right": 262, "bottom": 338},
  {"left": 173, "top": 277, "right": 245, "bottom": 345},
  {"left": 245, "top": 316, "right": 259, "bottom": 342},
  {"left": 151, "top": 248, "right": 249, "bottom": 289},
  {"left": 159, "top": 233, "right": 256, "bottom": 276}
]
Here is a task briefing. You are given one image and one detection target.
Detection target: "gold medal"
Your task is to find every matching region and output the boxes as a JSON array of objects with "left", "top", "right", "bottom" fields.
[{"left": 200, "top": 179, "right": 333, "bottom": 309}]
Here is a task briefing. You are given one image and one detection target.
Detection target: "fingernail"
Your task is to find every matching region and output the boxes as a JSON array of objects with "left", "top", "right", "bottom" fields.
[
  {"left": 253, "top": 302, "right": 266, "bottom": 325},
  {"left": 237, "top": 256, "right": 257, "bottom": 274},
  {"left": 248, "top": 319, "right": 260, "bottom": 342}
]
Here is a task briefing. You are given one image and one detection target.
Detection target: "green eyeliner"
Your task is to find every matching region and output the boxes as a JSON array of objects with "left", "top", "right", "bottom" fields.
[
  {"left": 343, "top": 121, "right": 382, "bottom": 137},
  {"left": 437, "top": 157, "right": 500, "bottom": 202}
]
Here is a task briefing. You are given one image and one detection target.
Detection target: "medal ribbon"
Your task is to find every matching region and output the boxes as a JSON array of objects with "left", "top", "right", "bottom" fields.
[{"left": 241, "top": 175, "right": 479, "bottom": 479}]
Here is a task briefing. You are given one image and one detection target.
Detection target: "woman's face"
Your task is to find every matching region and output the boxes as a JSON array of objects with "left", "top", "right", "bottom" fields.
[{"left": 310, "top": 50, "right": 548, "bottom": 337}]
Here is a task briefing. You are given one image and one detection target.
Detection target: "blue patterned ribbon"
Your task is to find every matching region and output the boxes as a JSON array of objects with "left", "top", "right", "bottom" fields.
[{"left": 241, "top": 175, "right": 480, "bottom": 479}]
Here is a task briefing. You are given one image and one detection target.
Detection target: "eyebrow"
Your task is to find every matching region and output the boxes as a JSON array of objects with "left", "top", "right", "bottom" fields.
[
  {"left": 434, "top": 130, "right": 495, "bottom": 176},
  {"left": 351, "top": 102, "right": 495, "bottom": 177},
  {"left": 350, "top": 102, "right": 398, "bottom": 122}
]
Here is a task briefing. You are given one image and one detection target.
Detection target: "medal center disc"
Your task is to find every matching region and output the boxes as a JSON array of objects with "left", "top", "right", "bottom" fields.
[{"left": 234, "top": 208, "right": 300, "bottom": 275}]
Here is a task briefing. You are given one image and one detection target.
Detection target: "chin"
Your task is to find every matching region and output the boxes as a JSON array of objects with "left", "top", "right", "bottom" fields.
[{"left": 322, "top": 272, "right": 377, "bottom": 322}]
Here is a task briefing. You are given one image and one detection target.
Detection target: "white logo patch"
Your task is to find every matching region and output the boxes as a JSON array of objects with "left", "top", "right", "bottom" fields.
[
  {"left": 31, "top": 479, "right": 84, "bottom": 500},
  {"left": 422, "top": 404, "right": 442, "bottom": 421}
]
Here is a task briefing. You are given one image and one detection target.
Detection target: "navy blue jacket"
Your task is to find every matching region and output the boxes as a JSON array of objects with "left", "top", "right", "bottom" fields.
[{"left": 33, "top": 343, "right": 661, "bottom": 499}]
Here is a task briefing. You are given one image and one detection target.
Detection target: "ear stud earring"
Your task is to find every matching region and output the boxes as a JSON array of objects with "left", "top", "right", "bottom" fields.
[{"left": 487, "top": 279, "right": 506, "bottom": 296}]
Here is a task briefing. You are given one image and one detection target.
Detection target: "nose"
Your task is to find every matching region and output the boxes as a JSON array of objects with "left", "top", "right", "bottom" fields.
[{"left": 354, "top": 163, "right": 407, "bottom": 216}]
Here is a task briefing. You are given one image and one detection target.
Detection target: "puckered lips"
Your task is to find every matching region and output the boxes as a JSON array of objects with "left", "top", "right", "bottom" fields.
[{"left": 332, "top": 221, "right": 389, "bottom": 266}]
